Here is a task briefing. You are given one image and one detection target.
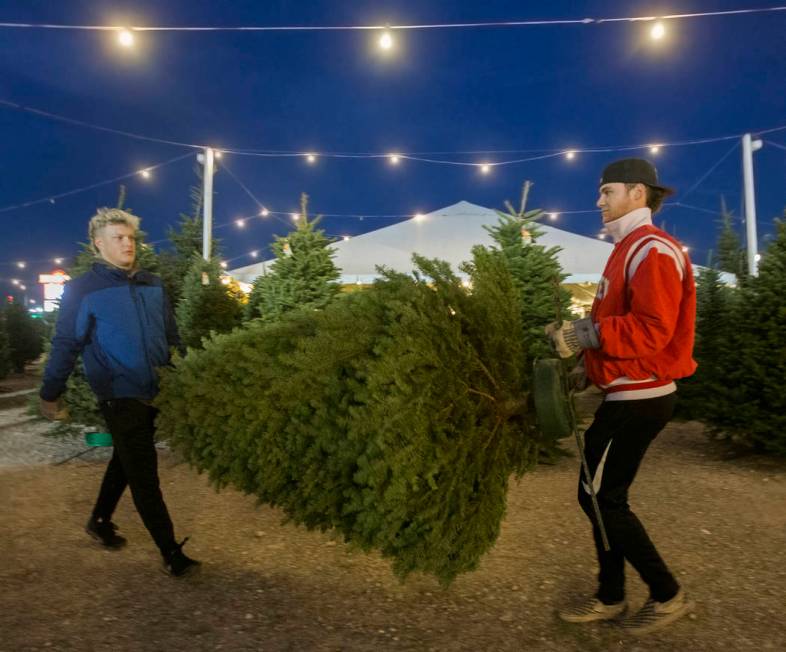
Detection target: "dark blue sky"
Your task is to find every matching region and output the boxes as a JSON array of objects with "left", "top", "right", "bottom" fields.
[{"left": 2, "top": 1, "right": 785, "bottom": 303}]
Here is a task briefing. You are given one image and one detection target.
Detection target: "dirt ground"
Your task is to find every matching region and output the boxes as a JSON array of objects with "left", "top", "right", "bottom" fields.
[{"left": 1, "top": 392, "right": 785, "bottom": 651}]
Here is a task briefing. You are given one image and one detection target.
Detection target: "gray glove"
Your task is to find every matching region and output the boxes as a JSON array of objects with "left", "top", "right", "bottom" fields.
[{"left": 545, "top": 317, "right": 600, "bottom": 359}]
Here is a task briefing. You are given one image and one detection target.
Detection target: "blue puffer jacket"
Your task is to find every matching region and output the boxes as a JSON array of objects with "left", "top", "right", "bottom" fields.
[{"left": 40, "top": 262, "right": 181, "bottom": 402}]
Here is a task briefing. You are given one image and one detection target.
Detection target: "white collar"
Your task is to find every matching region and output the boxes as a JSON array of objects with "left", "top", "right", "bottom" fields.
[{"left": 604, "top": 207, "right": 652, "bottom": 243}]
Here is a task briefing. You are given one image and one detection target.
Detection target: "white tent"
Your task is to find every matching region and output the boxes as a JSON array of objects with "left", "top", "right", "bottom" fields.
[{"left": 230, "top": 200, "right": 613, "bottom": 285}]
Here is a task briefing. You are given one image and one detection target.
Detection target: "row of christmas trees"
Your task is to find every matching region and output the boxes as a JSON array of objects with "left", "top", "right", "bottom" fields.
[{"left": 678, "top": 202, "right": 786, "bottom": 456}]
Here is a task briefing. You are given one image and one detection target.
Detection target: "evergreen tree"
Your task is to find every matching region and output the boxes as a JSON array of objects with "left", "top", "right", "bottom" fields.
[
  {"left": 715, "top": 196, "right": 748, "bottom": 281},
  {"left": 712, "top": 216, "right": 786, "bottom": 455},
  {"left": 480, "top": 181, "right": 572, "bottom": 362},
  {"left": 676, "top": 267, "right": 739, "bottom": 421},
  {"left": 245, "top": 193, "right": 341, "bottom": 321},
  {"left": 2, "top": 303, "right": 44, "bottom": 372},
  {"left": 0, "top": 309, "right": 11, "bottom": 379},
  {"left": 176, "top": 255, "right": 244, "bottom": 349},
  {"left": 157, "top": 247, "right": 546, "bottom": 585}
]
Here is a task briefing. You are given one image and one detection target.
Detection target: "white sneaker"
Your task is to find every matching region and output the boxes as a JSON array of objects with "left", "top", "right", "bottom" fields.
[
  {"left": 558, "top": 598, "right": 628, "bottom": 623},
  {"left": 621, "top": 589, "right": 694, "bottom": 636}
]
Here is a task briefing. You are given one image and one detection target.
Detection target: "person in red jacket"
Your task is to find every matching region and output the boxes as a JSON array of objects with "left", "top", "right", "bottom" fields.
[{"left": 547, "top": 158, "right": 696, "bottom": 636}]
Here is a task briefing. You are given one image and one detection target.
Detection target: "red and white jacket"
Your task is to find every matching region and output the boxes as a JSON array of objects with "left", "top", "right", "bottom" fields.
[{"left": 584, "top": 208, "right": 697, "bottom": 401}]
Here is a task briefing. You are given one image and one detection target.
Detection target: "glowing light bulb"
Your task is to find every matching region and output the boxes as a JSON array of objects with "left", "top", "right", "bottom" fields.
[
  {"left": 306, "top": 153, "right": 317, "bottom": 164},
  {"left": 117, "top": 29, "right": 134, "bottom": 48},
  {"left": 651, "top": 21, "right": 666, "bottom": 40},
  {"left": 650, "top": 145, "right": 661, "bottom": 155},
  {"left": 16, "top": 261, "right": 26, "bottom": 269},
  {"left": 342, "top": 235, "right": 350, "bottom": 241},
  {"left": 379, "top": 31, "right": 394, "bottom": 50},
  {"left": 388, "top": 154, "right": 401, "bottom": 165},
  {"left": 235, "top": 219, "right": 246, "bottom": 228},
  {"left": 260, "top": 208, "right": 269, "bottom": 217},
  {"left": 139, "top": 169, "right": 151, "bottom": 179},
  {"left": 549, "top": 213, "right": 559, "bottom": 221},
  {"left": 565, "top": 150, "right": 576, "bottom": 161},
  {"left": 479, "top": 163, "right": 492, "bottom": 175},
  {"left": 220, "top": 261, "right": 228, "bottom": 269}
]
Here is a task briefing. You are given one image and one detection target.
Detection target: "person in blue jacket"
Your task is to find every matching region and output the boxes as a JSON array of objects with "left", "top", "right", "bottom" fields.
[{"left": 40, "top": 207, "right": 200, "bottom": 577}]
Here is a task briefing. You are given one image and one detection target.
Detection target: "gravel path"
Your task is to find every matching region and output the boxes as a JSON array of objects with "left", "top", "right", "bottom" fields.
[
  {"left": 0, "top": 407, "right": 113, "bottom": 468},
  {"left": 1, "top": 402, "right": 785, "bottom": 651}
]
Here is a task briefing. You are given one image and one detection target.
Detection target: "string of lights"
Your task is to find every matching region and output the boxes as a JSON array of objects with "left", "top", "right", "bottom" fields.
[
  {"left": 0, "top": 151, "right": 193, "bottom": 214},
  {"left": 1, "top": 98, "right": 784, "bottom": 220},
  {"left": 764, "top": 139, "right": 786, "bottom": 153},
  {"left": 0, "top": 197, "right": 759, "bottom": 273},
  {"left": 1, "top": 6, "right": 785, "bottom": 33},
  {"left": 3, "top": 98, "right": 786, "bottom": 175},
  {"left": 681, "top": 142, "right": 741, "bottom": 201}
]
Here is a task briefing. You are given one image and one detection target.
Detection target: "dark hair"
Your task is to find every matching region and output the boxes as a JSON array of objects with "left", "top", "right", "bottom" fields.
[{"left": 625, "top": 183, "right": 667, "bottom": 214}]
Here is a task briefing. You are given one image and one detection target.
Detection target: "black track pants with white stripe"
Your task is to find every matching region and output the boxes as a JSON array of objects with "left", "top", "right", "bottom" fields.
[{"left": 577, "top": 393, "right": 680, "bottom": 604}]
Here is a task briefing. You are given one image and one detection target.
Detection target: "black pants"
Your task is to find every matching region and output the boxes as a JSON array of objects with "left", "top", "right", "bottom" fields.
[
  {"left": 93, "top": 398, "right": 176, "bottom": 554},
  {"left": 578, "top": 393, "right": 680, "bottom": 604}
]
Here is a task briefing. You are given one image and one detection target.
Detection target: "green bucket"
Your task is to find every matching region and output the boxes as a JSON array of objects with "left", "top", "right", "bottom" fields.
[
  {"left": 532, "top": 358, "right": 576, "bottom": 439},
  {"left": 85, "top": 432, "right": 113, "bottom": 447}
]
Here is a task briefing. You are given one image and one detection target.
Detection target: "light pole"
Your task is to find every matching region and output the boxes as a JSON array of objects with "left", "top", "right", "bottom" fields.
[
  {"left": 742, "top": 133, "right": 763, "bottom": 276},
  {"left": 198, "top": 147, "right": 216, "bottom": 261}
]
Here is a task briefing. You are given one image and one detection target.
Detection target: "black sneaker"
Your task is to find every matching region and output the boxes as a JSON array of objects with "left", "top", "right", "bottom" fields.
[
  {"left": 162, "top": 538, "right": 201, "bottom": 577},
  {"left": 85, "top": 516, "right": 127, "bottom": 549}
]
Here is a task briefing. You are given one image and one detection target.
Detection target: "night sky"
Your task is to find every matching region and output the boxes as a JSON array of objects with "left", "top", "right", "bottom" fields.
[{"left": 2, "top": 0, "right": 785, "bottom": 304}]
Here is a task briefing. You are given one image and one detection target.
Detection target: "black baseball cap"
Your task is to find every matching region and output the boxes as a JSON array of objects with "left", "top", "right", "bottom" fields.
[{"left": 599, "top": 158, "right": 675, "bottom": 196}]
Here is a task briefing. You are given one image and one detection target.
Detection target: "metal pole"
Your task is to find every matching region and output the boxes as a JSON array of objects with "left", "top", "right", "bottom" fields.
[
  {"left": 742, "top": 134, "right": 762, "bottom": 276},
  {"left": 202, "top": 147, "right": 215, "bottom": 261}
]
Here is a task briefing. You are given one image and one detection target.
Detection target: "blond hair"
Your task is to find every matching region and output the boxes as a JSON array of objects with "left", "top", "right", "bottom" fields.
[{"left": 89, "top": 208, "right": 140, "bottom": 254}]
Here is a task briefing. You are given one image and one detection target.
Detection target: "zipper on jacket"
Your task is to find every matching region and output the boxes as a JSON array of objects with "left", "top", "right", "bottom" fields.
[{"left": 130, "top": 279, "right": 156, "bottom": 396}]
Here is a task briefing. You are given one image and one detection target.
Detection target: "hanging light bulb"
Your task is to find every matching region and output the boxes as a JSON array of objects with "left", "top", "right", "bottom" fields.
[
  {"left": 291, "top": 213, "right": 299, "bottom": 221},
  {"left": 650, "top": 21, "right": 666, "bottom": 41},
  {"left": 305, "top": 153, "right": 317, "bottom": 164},
  {"left": 649, "top": 145, "right": 661, "bottom": 155},
  {"left": 235, "top": 219, "right": 246, "bottom": 228},
  {"left": 379, "top": 30, "right": 394, "bottom": 51},
  {"left": 16, "top": 261, "right": 26, "bottom": 269},
  {"left": 388, "top": 153, "right": 401, "bottom": 165},
  {"left": 250, "top": 250, "right": 259, "bottom": 258},
  {"left": 220, "top": 261, "right": 228, "bottom": 269},
  {"left": 548, "top": 212, "right": 559, "bottom": 221},
  {"left": 342, "top": 236, "right": 351, "bottom": 241},
  {"left": 117, "top": 29, "right": 134, "bottom": 48},
  {"left": 564, "top": 150, "right": 576, "bottom": 161},
  {"left": 479, "top": 163, "right": 492, "bottom": 175},
  {"left": 139, "top": 168, "right": 151, "bottom": 179},
  {"left": 54, "top": 258, "right": 64, "bottom": 265},
  {"left": 260, "top": 207, "right": 270, "bottom": 217}
]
